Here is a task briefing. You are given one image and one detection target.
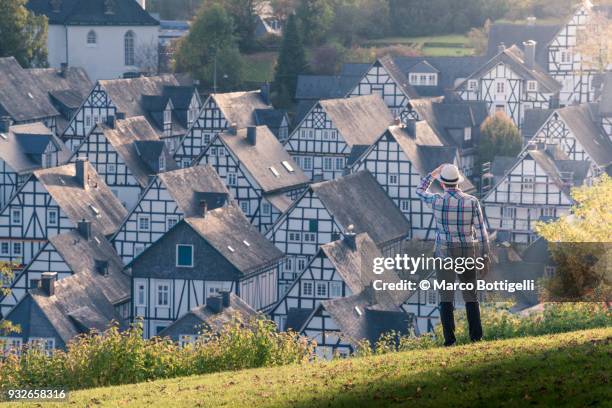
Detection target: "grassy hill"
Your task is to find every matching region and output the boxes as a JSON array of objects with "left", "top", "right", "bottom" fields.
[{"left": 6, "top": 328, "right": 611, "bottom": 407}]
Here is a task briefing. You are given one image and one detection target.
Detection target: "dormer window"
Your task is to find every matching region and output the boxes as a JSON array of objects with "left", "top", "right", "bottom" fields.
[
  {"left": 527, "top": 80, "right": 537, "bottom": 92},
  {"left": 87, "top": 30, "right": 97, "bottom": 45},
  {"left": 409, "top": 73, "right": 438, "bottom": 86}
]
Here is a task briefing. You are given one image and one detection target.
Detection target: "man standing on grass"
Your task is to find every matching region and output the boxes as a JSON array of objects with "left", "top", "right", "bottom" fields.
[{"left": 416, "top": 163, "right": 490, "bottom": 346}]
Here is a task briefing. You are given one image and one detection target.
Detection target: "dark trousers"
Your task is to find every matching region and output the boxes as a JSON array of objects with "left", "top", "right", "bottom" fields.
[{"left": 436, "top": 245, "right": 483, "bottom": 346}]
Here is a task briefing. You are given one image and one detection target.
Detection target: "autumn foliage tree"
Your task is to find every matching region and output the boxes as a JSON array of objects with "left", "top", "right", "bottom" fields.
[
  {"left": 477, "top": 112, "right": 522, "bottom": 173},
  {"left": 576, "top": 10, "right": 612, "bottom": 73}
]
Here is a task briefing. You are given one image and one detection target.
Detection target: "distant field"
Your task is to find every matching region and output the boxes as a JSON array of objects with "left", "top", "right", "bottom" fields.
[
  {"left": 363, "top": 34, "right": 474, "bottom": 57},
  {"left": 243, "top": 52, "right": 277, "bottom": 83},
  {"left": 14, "top": 328, "right": 611, "bottom": 408}
]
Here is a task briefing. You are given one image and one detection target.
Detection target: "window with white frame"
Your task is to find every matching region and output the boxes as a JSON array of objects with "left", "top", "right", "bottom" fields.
[
  {"left": 303, "top": 232, "right": 316, "bottom": 242},
  {"left": 11, "top": 208, "right": 21, "bottom": 224},
  {"left": 136, "top": 283, "right": 146, "bottom": 306},
  {"left": 156, "top": 283, "right": 170, "bottom": 306},
  {"left": 284, "top": 258, "right": 293, "bottom": 272},
  {"left": 159, "top": 154, "right": 166, "bottom": 171},
  {"left": 316, "top": 282, "right": 327, "bottom": 297},
  {"left": 330, "top": 281, "right": 342, "bottom": 297},
  {"left": 468, "top": 79, "right": 478, "bottom": 91},
  {"left": 400, "top": 200, "right": 410, "bottom": 212},
  {"left": 323, "top": 157, "right": 333, "bottom": 171},
  {"left": 166, "top": 215, "right": 179, "bottom": 229},
  {"left": 47, "top": 209, "right": 58, "bottom": 226},
  {"left": 176, "top": 244, "right": 194, "bottom": 267},
  {"left": 302, "top": 156, "right": 313, "bottom": 170},
  {"left": 138, "top": 215, "right": 150, "bottom": 231},
  {"left": 1, "top": 337, "right": 22, "bottom": 355},
  {"left": 560, "top": 51, "right": 572, "bottom": 63},
  {"left": 1, "top": 242, "right": 9, "bottom": 255},
  {"left": 297, "top": 257, "right": 306, "bottom": 272},
  {"left": 124, "top": 31, "right": 135, "bottom": 66},
  {"left": 302, "top": 281, "right": 313, "bottom": 296},
  {"left": 335, "top": 157, "right": 344, "bottom": 170},
  {"left": 240, "top": 201, "right": 250, "bottom": 214},
  {"left": 496, "top": 81, "right": 505, "bottom": 94},
  {"left": 288, "top": 232, "right": 301, "bottom": 242},
  {"left": 527, "top": 80, "right": 537, "bottom": 92},
  {"left": 87, "top": 30, "right": 97, "bottom": 45},
  {"left": 540, "top": 207, "right": 556, "bottom": 218},
  {"left": 227, "top": 172, "right": 237, "bottom": 186}
]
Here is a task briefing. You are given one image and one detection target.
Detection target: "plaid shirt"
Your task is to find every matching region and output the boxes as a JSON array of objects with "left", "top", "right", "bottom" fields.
[{"left": 416, "top": 174, "right": 490, "bottom": 257}]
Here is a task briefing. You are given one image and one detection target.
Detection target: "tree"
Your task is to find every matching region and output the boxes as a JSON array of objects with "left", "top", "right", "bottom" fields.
[
  {"left": 272, "top": 14, "right": 309, "bottom": 107},
  {"left": 576, "top": 11, "right": 612, "bottom": 73},
  {"left": 296, "top": 0, "right": 334, "bottom": 45},
  {"left": 477, "top": 112, "right": 522, "bottom": 172},
  {"left": 270, "top": 0, "right": 297, "bottom": 22},
  {"left": 535, "top": 175, "right": 612, "bottom": 301},
  {"left": 134, "top": 39, "right": 160, "bottom": 75},
  {"left": 207, "top": 0, "right": 261, "bottom": 52},
  {"left": 174, "top": 4, "right": 244, "bottom": 91},
  {"left": 0, "top": 262, "right": 19, "bottom": 336},
  {"left": 468, "top": 19, "right": 492, "bottom": 56},
  {"left": 0, "top": 0, "right": 48, "bottom": 67}
]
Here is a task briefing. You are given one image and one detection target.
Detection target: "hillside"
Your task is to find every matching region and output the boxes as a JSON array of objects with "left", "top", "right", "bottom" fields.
[{"left": 6, "top": 328, "right": 611, "bottom": 407}]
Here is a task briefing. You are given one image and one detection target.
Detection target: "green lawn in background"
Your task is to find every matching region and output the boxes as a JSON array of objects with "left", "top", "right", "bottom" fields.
[
  {"left": 11, "top": 327, "right": 610, "bottom": 408},
  {"left": 243, "top": 52, "right": 277, "bottom": 83}
]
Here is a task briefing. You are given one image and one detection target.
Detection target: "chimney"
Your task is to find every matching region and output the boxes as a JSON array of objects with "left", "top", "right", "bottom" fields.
[
  {"left": 116, "top": 111, "right": 126, "bottom": 120},
  {"left": 247, "top": 126, "right": 257, "bottom": 145},
  {"left": 228, "top": 123, "right": 238, "bottom": 135},
  {"left": 200, "top": 200, "right": 208, "bottom": 218},
  {"left": 523, "top": 40, "right": 536, "bottom": 70},
  {"left": 77, "top": 219, "right": 92, "bottom": 240},
  {"left": 343, "top": 224, "right": 357, "bottom": 250},
  {"left": 526, "top": 141, "right": 538, "bottom": 151},
  {"left": 406, "top": 120, "right": 417, "bottom": 138},
  {"left": 260, "top": 83, "right": 271, "bottom": 105},
  {"left": 40, "top": 272, "right": 57, "bottom": 296},
  {"left": 107, "top": 115, "right": 116, "bottom": 129},
  {"left": 0, "top": 116, "right": 11, "bottom": 133},
  {"left": 60, "top": 62, "right": 68, "bottom": 77},
  {"left": 393, "top": 117, "right": 402, "bottom": 127},
  {"left": 207, "top": 295, "right": 223, "bottom": 313},
  {"left": 75, "top": 158, "right": 89, "bottom": 189},
  {"left": 94, "top": 259, "right": 109, "bottom": 276},
  {"left": 221, "top": 291, "right": 230, "bottom": 307},
  {"left": 497, "top": 42, "right": 506, "bottom": 53}
]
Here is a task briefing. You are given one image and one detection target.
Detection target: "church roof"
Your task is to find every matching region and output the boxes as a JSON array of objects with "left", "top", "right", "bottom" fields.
[{"left": 27, "top": 0, "right": 159, "bottom": 26}]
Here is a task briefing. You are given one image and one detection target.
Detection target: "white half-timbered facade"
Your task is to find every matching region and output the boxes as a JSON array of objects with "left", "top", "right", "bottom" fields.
[
  {"left": 346, "top": 55, "right": 420, "bottom": 123},
  {"left": 112, "top": 165, "right": 230, "bottom": 263},
  {"left": 129, "top": 209, "right": 283, "bottom": 338},
  {"left": 349, "top": 124, "right": 473, "bottom": 240},
  {"left": 524, "top": 104, "right": 612, "bottom": 176},
  {"left": 196, "top": 126, "right": 309, "bottom": 232},
  {"left": 61, "top": 75, "right": 197, "bottom": 152},
  {"left": 285, "top": 95, "right": 394, "bottom": 181},
  {"left": 70, "top": 116, "right": 177, "bottom": 209},
  {"left": 483, "top": 144, "right": 591, "bottom": 243},
  {"left": 265, "top": 171, "right": 410, "bottom": 294},
  {"left": 456, "top": 44, "right": 561, "bottom": 128}
]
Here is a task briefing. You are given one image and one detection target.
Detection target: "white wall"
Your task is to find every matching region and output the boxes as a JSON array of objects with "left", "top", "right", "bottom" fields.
[{"left": 47, "top": 24, "right": 159, "bottom": 81}]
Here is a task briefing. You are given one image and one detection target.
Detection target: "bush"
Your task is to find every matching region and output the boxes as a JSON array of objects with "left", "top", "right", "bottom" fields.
[{"left": 0, "top": 317, "right": 315, "bottom": 391}]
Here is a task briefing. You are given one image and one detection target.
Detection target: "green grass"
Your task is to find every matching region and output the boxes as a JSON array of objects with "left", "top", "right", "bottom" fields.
[
  {"left": 422, "top": 47, "right": 474, "bottom": 56},
  {"left": 363, "top": 34, "right": 470, "bottom": 46},
  {"left": 362, "top": 34, "right": 473, "bottom": 57},
  {"left": 243, "top": 52, "right": 277, "bottom": 83},
  {"left": 8, "top": 328, "right": 610, "bottom": 408}
]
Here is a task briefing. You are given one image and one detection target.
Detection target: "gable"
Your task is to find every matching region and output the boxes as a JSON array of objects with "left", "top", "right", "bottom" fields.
[{"left": 286, "top": 103, "right": 350, "bottom": 154}]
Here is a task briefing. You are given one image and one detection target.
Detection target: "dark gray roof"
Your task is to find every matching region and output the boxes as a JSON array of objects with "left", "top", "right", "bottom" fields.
[
  {"left": 216, "top": 126, "right": 309, "bottom": 193},
  {"left": 490, "top": 155, "right": 517, "bottom": 180},
  {"left": 457, "top": 45, "right": 561, "bottom": 94},
  {"left": 378, "top": 55, "right": 419, "bottom": 99},
  {"left": 27, "top": 0, "right": 159, "bottom": 26},
  {"left": 95, "top": 116, "right": 177, "bottom": 187},
  {"left": 157, "top": 165, "right": 231, "bottom": 217},
  {"left": 527, "top": 145, "right": 590, "bottom": 193},
  {"left": 295, "top": 75, "right": 359, "bottom": 100},
  {"left": 0, "top": 57, "right": 59, "bottom": 122},
  {"left": 486, "top": 23, "right": 561, "bottom": 67},
  {"left": 557, "top": 104, "right": 612, "bottom": 167},
  {"left": 33, "top": 161, "right": 128, "bottom": 236},
  {"left": 254, "top": 109, "right": 287, "bottom": 129},
  {"left": 212, "top": 91, "right": 270, "bottom": 128},
  {"left": 522, "top": 108, "right": 554, "bottom": 139},
  {"left": 158, "top": 293, "right": 258, "bottom": 339},
  {"left": 185, "top": 206, "right": 284, "bottom": 275},
  {"left": 321, "top": 233, "right": 410, "bottom": 306},
  {"left": 286, "top": 308, "right": 314, "bottom": 331},
  {"left": 48, "top": 229, "right": 129, "bottom": 304},
  {"left": 317, "top": 95, "right": 395, "bottom": 146},
  {"left": 0, "top": 122, "right": 70, "bottom": 174},
  {"left": 316, "top": 288, "right": 411, "bottom": 346},
  {"left": 310, "top": 171, "right": 410, "bottom": 246}
]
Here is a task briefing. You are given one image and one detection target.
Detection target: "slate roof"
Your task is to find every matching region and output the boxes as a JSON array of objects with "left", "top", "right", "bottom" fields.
[
  {"left": 97, "top": 75, "right": 189, "bottom": 137},
  {"left": 309, "top": 171, "right": 410, "bottom": 246},
  {"left": 0, "top": 57, "right": 59, "bottom": 122},
  {"left": 27, "top": 0, "right": 160, "bottom": 26},
  {"left": 94, "top": 116, "right": 177, "bottom": 187},
  {"left": 457, "top": 45, "right": 562, "bottom": 94},
  {"left": 486, "top": 23, "right": 561, "bottom": 67},
  {"left": 185, "top": 206, "right": 284, "bottom": 275},
  {"left": 522, "top": 108, "right": 554, "bottom": 140},
  {"left": 212, "top": 91, "right": 271, "bottom": 128},
  {"left": 315, "top": 288, "right": 412, "bottom": 346},
  {"left": 33, "top": 161, "right": 128, "bottom": 236},
  {"left": 525, "top": 145, "right": 590, "bottom": 194},
  {"left": 321, "top": 233, "right": 410, "bottom": 306},
  {"left": 254, "top": 109, "right": 287, "bottom": 129},
  {"left": 28, "top": 66, "right": 93, "bottom": 134},
  {"left": 316, "top": 95, "right": 395, "bottom": 146},
  {"left": 378, "top": 55, "right": 419, "bottom": 99},
  {"left": 294, "top": 75, "right": 360, "bottom": 100},
  {"left": 215, "top": 126, "right": 309, "bottom": 194},
  {"left": 490, "top": 155, "right": 517, "bottom": 184},
  {"left": 0, "top": 122, "right": 70, "bottom": 174},
  {"left": 156, "top": 165, "right": 231, "bottom": 217},
  {"left": 158, "top": 293, "right": 258, "bottom": 338},
  {"left": 556, "top": 104, "right": 612, "bottom": 167}
]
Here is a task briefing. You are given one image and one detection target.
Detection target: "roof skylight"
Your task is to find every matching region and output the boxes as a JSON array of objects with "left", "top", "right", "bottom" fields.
[
  {"left": 281, "top": 161, "right": 294, "bottom": 172},
  {"left": 269, "top": 166, "right": 280, "bottom": 177}
]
